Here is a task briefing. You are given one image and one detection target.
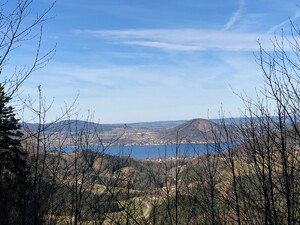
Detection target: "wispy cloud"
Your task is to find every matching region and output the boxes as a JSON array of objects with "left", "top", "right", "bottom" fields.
[
  {"left": 24, "top": 53, "right": 261, "bottom": 123},
  {"left": 267, "top": 13, "right": 300, "bottom": 33},
  {"left": 123, "top": 41, "right": 205, "bottom": 51},
  {"left": 223, "top": 0, "right": 246, "bottom": 31},
  {"left": 74, "top": 28, "right": 274, "bottom": 52}
]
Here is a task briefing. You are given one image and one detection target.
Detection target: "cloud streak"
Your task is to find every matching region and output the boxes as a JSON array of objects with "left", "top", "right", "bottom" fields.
[
  {"left": 123, "top": 41, "right": 205, "bottom": 51},
  {"left": 268, "top": 13, "right": 300, "bottom": 33},
  {"left": 223, "top": 0, "right": 246, "bottom": 31},
  {"left": 74, "top": 28, "right": 274, "bottom": 52}
]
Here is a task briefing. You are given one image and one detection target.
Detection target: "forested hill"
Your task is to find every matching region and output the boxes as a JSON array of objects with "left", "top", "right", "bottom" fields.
[{"left": 159, "top": 119, "right": 233, "bottom": 143}]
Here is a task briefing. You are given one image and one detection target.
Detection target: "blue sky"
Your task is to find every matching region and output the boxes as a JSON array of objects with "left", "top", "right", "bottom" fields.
[{"left": 5, "top": 0, "right": 300, "bottom": 123}]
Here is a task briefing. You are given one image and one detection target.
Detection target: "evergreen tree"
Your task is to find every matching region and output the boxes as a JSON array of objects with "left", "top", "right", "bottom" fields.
[{"left": 0, "top": 83, "right": 27, "bottom": 224}]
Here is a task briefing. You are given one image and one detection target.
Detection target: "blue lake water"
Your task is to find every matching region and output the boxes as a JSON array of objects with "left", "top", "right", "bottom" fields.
[{"left": 64, "top": 142, "right": 239, "bottom": 159}]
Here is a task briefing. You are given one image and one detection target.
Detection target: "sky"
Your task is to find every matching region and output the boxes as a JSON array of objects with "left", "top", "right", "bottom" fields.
[{"left": 4, "top": 0, "right": 300, "bottom": 124}]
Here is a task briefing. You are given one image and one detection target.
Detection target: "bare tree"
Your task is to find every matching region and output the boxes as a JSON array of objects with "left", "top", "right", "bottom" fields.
[{"left": 0, "top": 0, "right": 55, "bottom": 96}]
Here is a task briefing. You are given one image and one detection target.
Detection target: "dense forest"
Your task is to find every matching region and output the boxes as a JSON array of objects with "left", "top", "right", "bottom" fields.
[{"left": 1, "top": 0, "right": 300, "bottom": 224}]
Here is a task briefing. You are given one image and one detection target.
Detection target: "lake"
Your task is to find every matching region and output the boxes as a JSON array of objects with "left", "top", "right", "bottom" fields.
[{"left": 65, "top": 142, "right": 239, "bottom": 159}]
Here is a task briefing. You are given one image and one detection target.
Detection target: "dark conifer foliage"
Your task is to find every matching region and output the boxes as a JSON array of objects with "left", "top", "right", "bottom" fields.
[{"left": 0, "top": 84, "right": 27, "bottom": 225}]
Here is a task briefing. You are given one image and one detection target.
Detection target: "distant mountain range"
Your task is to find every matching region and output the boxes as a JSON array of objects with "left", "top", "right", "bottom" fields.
[
  {"left": 22, "top": 119, "right": 188, "bottom": 133},
  {"left": 20, "top": 117, "right": 262, "bottom": 146}
]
